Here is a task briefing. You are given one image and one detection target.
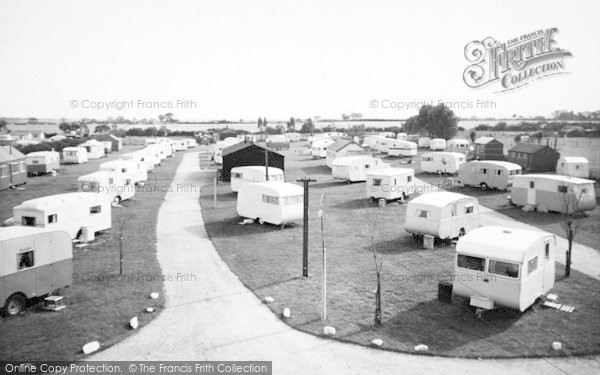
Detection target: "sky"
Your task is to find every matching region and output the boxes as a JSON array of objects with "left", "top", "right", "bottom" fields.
[{"left": 1, "top": 0, "right": 599, "bottom": 121}]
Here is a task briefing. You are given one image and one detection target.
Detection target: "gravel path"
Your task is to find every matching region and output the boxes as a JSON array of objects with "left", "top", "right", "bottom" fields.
[{"left": 91, "top": 153, "right": 600, "bottom": 374}]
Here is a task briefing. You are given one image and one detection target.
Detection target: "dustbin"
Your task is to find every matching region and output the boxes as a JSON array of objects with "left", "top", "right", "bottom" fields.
[{"left": 438, "top": 280, "right": 452, "bottom": 303}]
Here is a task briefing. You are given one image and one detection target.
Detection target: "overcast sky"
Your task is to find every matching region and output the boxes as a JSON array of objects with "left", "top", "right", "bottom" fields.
[{"left": 1, "top": 0, "right": 599, "bottom": 121}]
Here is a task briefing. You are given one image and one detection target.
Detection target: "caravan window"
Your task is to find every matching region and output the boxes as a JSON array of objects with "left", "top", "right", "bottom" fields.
[
  {"left": 125, "top": 179, "right": 132, "bottom": 186},
  {"left": 0, "top": 165, "right": 7, "bottom": 177},
  {"left": 90, "top": 205, "right": 102, "bottom": 214},
  {"left": 480, "top": 168, "right": 488, "bottom": 175},
  {"left": 373, "top": 179, "right": 382, "bottom": 186},
  {"left": 489, "top": 260, "right": 519, "bottom": 279},
  {"left": 465, "top": 204, "right": 474, "bottom": 214},
  {"left": 18, "top": 251, "right": 34, "bottom": 270},
  {"left": 262, "top": 195, "right": 279, "bottom": 205},
  {"left": 364, "top": 164, "right": 371, "bottom": 169},
  {"left": 529, "top": 181, "right": 535, "bottom": 188},
  {"left": 557, "top": 185, "right": 568, "bottom": 193},
  {"left": 108, "top": 178, "right": 114, "bottom": 185},
  {"left": 575, "top": 165, "right": 581, "bottom": 170},
  {"left": 21, "top": 216, "right": 36, "bottom": 226},
  {"left": 496, "top": 170, "right": 502, "bottom": 175},
  {"left": 545, "top": 243, "right": 550, "bottom": 259},
  {"left": 20, "top": 162, "right": 26, "bottom": 172},
  {"left": 527, "top": 256, "right": 538, "bottom": 275},
  {"left": 416, "top": 210, "right": 429, "bottom": 218},
  {"left": 422, "top": 157, "right": 433, "bottom": 162},
  {"left": 48, "top": 214, "right": 57, "bottom": 224},
  {"left": 407, "top": 176, "right": 412, "bottom": 182},
  {"left": 457, "top": 255, "right": 485, "bottom": 271},
  {"left": 232, "top": 172, "right": 243, "bottom": 179},
  {"left": 283, "top": 195, "right": 302, "bottom": 205}
]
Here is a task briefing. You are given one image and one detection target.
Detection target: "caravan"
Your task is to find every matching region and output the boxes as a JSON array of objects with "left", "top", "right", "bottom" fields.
[
  {"left": 80, "top": 140, "right": 105, "bottom": 159},
  {"left": 510, "top": 174, "right": 597, "bottom": 213},
  {"left": 430, "top": 138, "right": 447, "bottom": 151},
  {"left": 236, "top": 182, "right": 304, "bottom": 226},
  {"left": 122, "top": 152, "right": 154, "bottom": 172},
  {"left": 173, "top": 139, "right": 189, "bottom": 151},
  {"left": 332, "top": 156, "right": 389, "bottom": 182},
  {"left": 26, "top": 151, "right": 60, "bottom": 176},
  {"left": 0, "top": 227, "right": 73, "bottom": 316},
  {"left": 13, "top": 193, "right": 111, "bottom": 240},
  {"left": 556, "top": 156, "right": 589, "bottom": 178},
  {"left": 99, "top": 159, "right": 148, "bottom": 187},
  {"left": 446, "top": 139, "right": 470, "bottom": 154},
  {"left": 388, "top": 140, "right": 418, "bottom": 157},
  {"left": 418, "top": 137, "right": 432, "bottom": 148},
  {"left": 78, "top": 170, "right": 136, "bottom": 204},
  {"left": 312, "top": 139, "right": 335, "bottom": 158},
  {"left": 420, "top": 152, "right": 466, "bottom": 174},
  {"left": 62, "top": 147, "right": 88, "bottom": 164},
  {"left": 458, "top": 161, "right": 522, "bottom": 190},
  {"left": 453, "top": 226, "right": 556, "bottom": 312},
  {"left": 404, "top": 192, "right": 480, "bottom": 240},
  {"left": 213, "top": 138, "right": 243, "bottom": 164},
  {"left": 366, "top": 168, "right": 416, "bottom": 202},
  {"left": 231, "top": 166, "right": 284, "bottom": 192},
  {"left": 266, "top": 135, "right": 290, "bottom": 150}
]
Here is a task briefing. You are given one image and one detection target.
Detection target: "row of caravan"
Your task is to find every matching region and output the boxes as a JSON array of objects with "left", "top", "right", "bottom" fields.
[
  {"left": 1, "top": 139, "right": 194, "bottom": 315},
  {"left": 361, "top": 135, "right": 418, "bottom": 156}
]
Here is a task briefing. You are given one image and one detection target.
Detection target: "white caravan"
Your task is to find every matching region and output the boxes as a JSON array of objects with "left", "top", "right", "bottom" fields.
[
  {"left": 556, "top": 156, "right": 589, "bottom": 178},
  {"left": 26, "top": 151, "right": 60, "bottom": 176},
  {"left": 388, "top": 140, "right": 418, "bottom": 157},
  {"left": 284, "top": 133, "right": 301, "bottom": 142},
  {"left": 0, "top": 227, "right": 73, "bottom": 316},
  {"left": 231, "top": 166, "right": 284, "bottom": 192},
  {"left": 138, "top": 147, "right": 162, "bottom": 166},
  {"left": 420, "top": 152, "right": 465, "bottom": 174},
  {"left": 62, "top": 147, "right": 88, "bottom": 164},
  {"left": 458, "top": 161, "right": 522, "bottom": 190},
  {"left": 453, "top": 226, "right": 556, "bottom": 312},
  {"left": 510, "top": 174, "right": 597, "bottom": 213},
  {"left": 430, "top": 138, "right": 447, "bottom": 151},
  {"left": 396, "top": 133, "right": 407, "bottom": 140},
  {"left": 312, "top": 139, "right": 335, "bottom": 158},
  {"left": 213, "top": 138, "right": 243, "bottom": 164},
  {"left": 99, "top": 159, "right": 148, "bottom": 187},
  {"left": 78, "top": 170, "right": 136, "bottom": 204},
  {"left": 418, "top": 137, "right": 431, "bottom": 148},
  {"left": 122, "top": 152, "right": 154, "bottom": 172},
  {"left": 404, "top": 192, "right": 480, "bottom": 240},
  {"left": 332, "top": 156, "right": 389, "bottom": 182},
  {"left": 366, "top": 168, "right": 416, "bottom": 202},
  {"left": 79, "top": 140, "right": 105, "bottom": 159},
  {"left": 12, "top": 193, "right": 112, "bottom": 240},
  {"left": 362, "top": 135, "right": 380, "bottom": 150},
  {"left": 446, "top": 139, "right": 470, "bottom": 154},
  {"left": 236, "top": 182, "right": 304, "bottom": 226},
  {"left": 173, "top": 139, "right": 189, "bottom": 151}
]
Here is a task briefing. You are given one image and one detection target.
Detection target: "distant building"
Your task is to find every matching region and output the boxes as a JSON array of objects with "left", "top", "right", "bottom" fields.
[
  {"left": 507, "top": 143, "right": 560, "bottom": 173},
  {"left": 474, "top": 137, "right": 504, "bottom": 160},
  {"left": 0, "top": 146, "right": 27, "bottom": 190},
  {"left": 221, "top": 143, "right": 285, "bottom": 182},
  {"left": 92, "top": 134, "right": 123, "bottom": 151}
]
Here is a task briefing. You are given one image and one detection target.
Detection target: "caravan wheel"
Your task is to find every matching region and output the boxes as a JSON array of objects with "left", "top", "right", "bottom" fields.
[
  {"left": 458, "top": 228, "right": 466, "bottom": 238},
  {"left": 113, "top": 196, "right": 121, "bottom": 205},
  {"left": 480, "top": 182, "right": 488, "bottom": 190},
  {"left": 4, "top": 294, "right": 26, "bottom": 317}
]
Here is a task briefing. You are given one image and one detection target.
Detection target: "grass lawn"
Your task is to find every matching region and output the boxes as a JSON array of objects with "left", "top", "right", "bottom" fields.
[
  {"left": 0, "top": 145, "right": 186, "bottom": 360},
  {"left": 199, "top": 143, "right": 600, "bottom": 358}
]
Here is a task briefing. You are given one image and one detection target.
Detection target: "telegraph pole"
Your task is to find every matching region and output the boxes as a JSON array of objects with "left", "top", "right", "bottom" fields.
[
  {"left": 319, "top": 193, "right": 327, "bottom": 320},
  {"left": 297, "top": 177, "right": 316, "bottom": 277}
]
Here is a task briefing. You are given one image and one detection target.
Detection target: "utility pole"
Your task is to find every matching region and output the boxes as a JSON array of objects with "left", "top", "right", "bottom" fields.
[
  {"left": 263, "top": 120, "right": 269, "bottom": 181},
  {"left": 297, "top": 177, "right": 316, "bottom": 277},
  {"left": 319, "top": 193, "right": 327, "bottom": 320}
]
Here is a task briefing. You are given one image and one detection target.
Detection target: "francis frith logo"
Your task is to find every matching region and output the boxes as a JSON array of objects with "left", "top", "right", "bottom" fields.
[{"left": 463, "top": 28, "right": 572, "bottom": 92}]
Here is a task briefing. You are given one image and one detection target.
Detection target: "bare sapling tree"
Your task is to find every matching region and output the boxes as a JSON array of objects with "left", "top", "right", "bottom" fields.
[
  {"left": 364, "top": 203, "right": 384, "bottom": 326},
  {"left": 115, "top": 209, "right": 130, "bottom": 275},
  {"left": 560, "top": 183, "right": 586, "bottom": 278}
]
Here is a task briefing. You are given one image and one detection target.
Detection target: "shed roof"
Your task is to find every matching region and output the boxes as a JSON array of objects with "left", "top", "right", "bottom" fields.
[
  {"left": 332, "top": 155, "right": 380, "bottom": 166},
  {"left": 223, "top": 142, "right": 283, "bottom": 157},
  {"left": 508, "top": 142, "right": 557, "bottom": 154},
  {"left": 0, "top": 146, "right": 25, "bottom": 162},
  {"left": 328, "top": 139, "right": 364, "bottom": 152},
  {"left": 456, "top": 226, "right": 553, "bottom": 263},
  {"left": 474, "top": 137, "right": 497, "bottom": 144}
]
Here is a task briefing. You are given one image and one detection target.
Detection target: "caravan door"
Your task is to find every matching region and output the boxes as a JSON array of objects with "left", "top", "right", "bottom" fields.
[
  {"left": 527, "top": 180, "right": 536, "bottom": 206},
  {"left": 542, "top": 239, "right": 555, "bottom": 292}
]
